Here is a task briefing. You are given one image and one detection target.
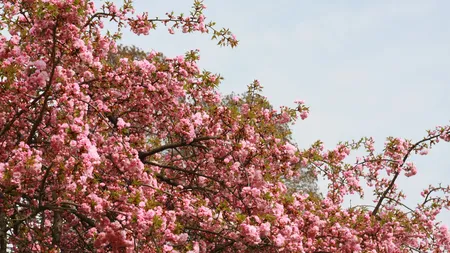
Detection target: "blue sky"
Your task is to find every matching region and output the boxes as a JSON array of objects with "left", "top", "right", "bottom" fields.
[{"left": 105, "top": 0, "right": 450, "bottom": 224}]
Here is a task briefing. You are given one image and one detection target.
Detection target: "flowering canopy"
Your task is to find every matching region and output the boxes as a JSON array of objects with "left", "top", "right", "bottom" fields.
[{"left": 0, "top": 0, "right": 449, "bottom": 252}]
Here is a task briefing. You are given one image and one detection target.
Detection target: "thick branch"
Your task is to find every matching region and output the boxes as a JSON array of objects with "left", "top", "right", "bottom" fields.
[
  {"left": 46, "top": 204, "right": 96, "bottom": 228},
  {"left": 146, "top": 161, "right": 223, "bottom": 184},
  {"left": 70, "top": 210, "right": 96, "bottom": 228},
  {"left": 138, "top": 136, "right": 219, "bottom": 160}
]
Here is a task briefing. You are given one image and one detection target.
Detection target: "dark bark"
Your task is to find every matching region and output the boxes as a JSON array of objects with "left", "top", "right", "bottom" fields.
[
  {"left": 0, "top": 210, "right": 7, "bottom": 253},
  {"left": 52, "top": 210, "right": 62, "bottom": 246}
]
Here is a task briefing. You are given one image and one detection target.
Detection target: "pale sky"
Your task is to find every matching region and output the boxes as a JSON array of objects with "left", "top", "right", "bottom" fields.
[{"left": 105, "top": 0, "right": 450, "bottom": 225}]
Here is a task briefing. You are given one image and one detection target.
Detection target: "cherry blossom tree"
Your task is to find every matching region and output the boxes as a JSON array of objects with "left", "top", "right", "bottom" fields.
[
  {"left": 0, "top": 0, "right": 449, "bottom": 252},
  {"left": 111, "top": 45, "right": 320, "bottom": 196}
]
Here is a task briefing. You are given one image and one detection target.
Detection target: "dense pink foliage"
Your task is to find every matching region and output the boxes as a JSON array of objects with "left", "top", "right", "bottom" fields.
[{"left": 0, "top": 1, "right": 449, "bottom": 252}]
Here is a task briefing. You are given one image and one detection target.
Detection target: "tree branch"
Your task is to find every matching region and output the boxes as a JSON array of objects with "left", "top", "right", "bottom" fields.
[
  {"left": 27, "top": 18, "right": 61, "bottom": 144},
  {"left": 372, "top": 132, "right": 448, "bottom": 216},
  {"left": 138, "top": 136, "right": 220, "bottom": 160}
]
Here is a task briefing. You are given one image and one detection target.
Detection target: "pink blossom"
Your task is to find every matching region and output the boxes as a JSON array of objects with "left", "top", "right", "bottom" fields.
[
  {"left": 274, "top": 234, "right": 285, "bottom": 247},
  {"left": 300, "top": 111, "right": 309, "bottom": 120},
  {"left": 33, "top": 60, "right": 46, "bottom": 70}
]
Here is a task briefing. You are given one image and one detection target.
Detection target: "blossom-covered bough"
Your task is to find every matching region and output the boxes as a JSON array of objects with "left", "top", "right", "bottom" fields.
[{"left": 0, "top": 0, "right": 449, "bottom": 252}]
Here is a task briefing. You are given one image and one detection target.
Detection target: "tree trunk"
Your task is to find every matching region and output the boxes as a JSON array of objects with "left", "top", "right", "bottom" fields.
[
  {"left": 0, "top": 210, "right": 7, "bottom": 253},
  {"left": 52, "top": 210, "right": 62, "bottom": 247}
]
